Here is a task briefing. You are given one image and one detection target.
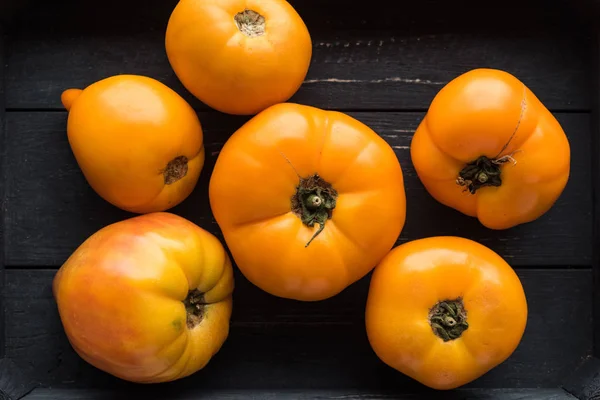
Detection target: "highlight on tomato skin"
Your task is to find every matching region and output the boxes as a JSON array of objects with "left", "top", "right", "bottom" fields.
[
  {"left": 52, "top": 212, "right": 234, "bottom": 384},
  {"left": 165, "top": 0, "right": 313, "bottom": 116},
  {"left": 365, "top": 236, "right": 528, "bottom": 390},
  {"left": 208, "top": 102, "right": 407, "bottom": 302},
  {"left": 410, "top": 68, "right": 571, "bottom": 230}
]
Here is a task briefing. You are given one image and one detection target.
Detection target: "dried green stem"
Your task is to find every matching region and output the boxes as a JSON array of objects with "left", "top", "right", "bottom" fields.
[
  {"left": 291, "top": 174, "right": 338, "bottom": 248},
  {"left": 457, "top": 156, "right": 506, "bottom": 194},
  {"left": 429, "top": 298, "right": 469, "bottom": 341}
]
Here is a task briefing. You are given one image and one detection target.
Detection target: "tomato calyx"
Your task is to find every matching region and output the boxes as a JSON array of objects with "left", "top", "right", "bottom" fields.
[
  {"left": 183, "top": 289, "right": 206, "bottom": 329},
  {"left": 164, "top": 156, "right": 189, "bottom": 185},
  {"left": 456, "top": 153, "right": 518, "bottom": 194},
  {"left": 234, "top": 10, "right": 265, "bottom": 38},
  {"left": 429, "top": 298, "right": 469, "bottom": 342},
  {"left": 291, "top": 174, "right": 338, "bottom": 248}
]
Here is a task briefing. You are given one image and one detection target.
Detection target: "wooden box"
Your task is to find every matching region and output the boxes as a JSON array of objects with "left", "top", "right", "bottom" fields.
[{"left": 0, "top": 0, "right": 598, "bottom": 399}]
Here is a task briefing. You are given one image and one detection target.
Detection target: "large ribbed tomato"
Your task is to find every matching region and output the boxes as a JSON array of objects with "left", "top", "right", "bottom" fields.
[
  {"left": 411, "top": 68, "right": 570, "bottom": 229},
  {"left": 165, "top": 0, "right": 312, "bottom": 115},
  {"left": 366, "top": 236, "right": 528, "bottom": 390},
  {"left": 62, "top": 75, "right": 204, "bottom": 214},
  {"left": 53, "top": 212, "right": 234, "bottom": 383},
  {"left": 209, "top": 103, "right": 406, "bottom": 301}
]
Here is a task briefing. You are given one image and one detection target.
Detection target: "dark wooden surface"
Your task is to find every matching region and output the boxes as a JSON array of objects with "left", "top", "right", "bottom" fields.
[
  {"left": 0, "top": 0, "right": 597, "bottom": 397},
  {"left": 21, "top": 388, "right": 579, "bottom": 400},
  {"left": 0, "top": 359, "right": 37, "bottom": 400},
  {"left": 563, "top": 357, "right": 600, "bottom": 399},
  {"left": 6, "top": 32, "right": 590, "bottom": 112},
  {"left": 0, "top": 23, "right": 6, "bottom": 363},
  {"left": 592, "top": 31, "right": 600, "bottom": 363}
]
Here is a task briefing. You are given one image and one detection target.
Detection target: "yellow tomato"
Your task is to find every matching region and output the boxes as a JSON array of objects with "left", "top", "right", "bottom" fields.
[
  {"left": 209, "top": 103, "right": 406, "bottom": 301},
  {"left": 62, "top": 75, "right": 204, "bottom": 213},
  {"left": 53, "top": 212, "right": 234, "bottom": 383},
  {"left": 366, "top": 236, "right": 528, "bottom": 390},
  {"left": 165, "top": 0, "right": 312, "bottom": 115},
  {"left": 411, "top": 69, "right": 570, "bottom": 229}
]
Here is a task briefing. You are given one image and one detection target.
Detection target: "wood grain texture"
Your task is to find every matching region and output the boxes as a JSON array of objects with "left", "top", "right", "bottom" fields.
[
  {"left": 0, "top": 26, "right": 6, "bottom": 359},
  {"left": 22, "top": 388, "right": 577, "bottom": 400},
  {"left": 0, "top": 359, "right": 37, "bottom": 400},
  {"left": 3, "top": 111, "right": 592, "bottom": 267},
  {"left": 5, "top": 0, "right": 586, "bottom": 32},
  {"left": 592, "top": 32, "right": 600, "bottom": 358},
  {"left": 563, "top": 356, "right": 600, "bottom": 399},
  {"left": 5, "top": 30, "right": 590, "bottom": 112},
  {"left": 4, "top": 269, "right": 593, "bottom": 389}
]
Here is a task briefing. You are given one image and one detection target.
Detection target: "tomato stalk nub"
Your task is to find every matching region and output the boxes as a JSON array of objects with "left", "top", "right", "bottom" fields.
[
  {"left": 184, "top": 289, "right": 206, "bottom": 329},
  {"left": 234, "top": 9, "right": 266, "bottom": 38},
  {"left": 429, "top": 298, "right": 469, "bottom": 341},
  {"left": 291, "top": 174, "right": 338, "bottom": 248},
  {"left": 456, "top": 154, "right": 518, "bottom": 194},
  {"left": 164, "top": 156, "right": 189, "bottom": 185}
]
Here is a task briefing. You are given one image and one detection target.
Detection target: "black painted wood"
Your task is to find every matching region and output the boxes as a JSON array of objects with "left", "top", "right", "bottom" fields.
[
  {"left": 0, "top": 359, "right": 37, "bottom": 400},
  {"left": 0, "top": 25, "right": 6, "bottom": 359},
  {"left": 0, "top": 0, "right": 596, "bottom": 396},
  {"left": 563, "top": 356, "right": 600, "bottom": 399},
  {"left": 4, "top": 269, "right": 592, "bottom": 390},
  {"left": 21, "top": 388, "right": 578, "bottom": 400},
  {"left": 5, "top": 30, "right": 590, "bottom": 112},
  {"left": 593, "top": 31, "right": 600, "bottom": 360},
  {"left": 3, "top": 111, "right": 592, "bottom": 267},
  {"left": 5, "top": 0, "right": 587, "bottom": 33}
]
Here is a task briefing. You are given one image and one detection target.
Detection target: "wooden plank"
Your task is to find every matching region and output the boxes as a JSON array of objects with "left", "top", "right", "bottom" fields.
[
  {"left": 0, "top": 25, "right": 5, "bottom": 359},
  {"left": 563, "top": 356, "right": 600, "bottom": 399},
  {"left": 0, "top": 1, "right": 30, "bottom": 27},
  {"left": 4, "top": 0, "right": 586, "bottom": 32},
  {"left": 592, "top": 31, "right": 600, "bottom": 358},
  {"left": 4, "top": 269, "right": 593, "bottom": 389},
  {"left": 3, "top": 111, "right": 592, "bottom": 267},
  {"left": 22, "top": 388, "right": 577, "bottom": 400},
  {"left": 5, "top": 29, "right": 590, "bottom": 111},
  {"left": 0, "top": 359, "right": 37, "bottom": 400}
]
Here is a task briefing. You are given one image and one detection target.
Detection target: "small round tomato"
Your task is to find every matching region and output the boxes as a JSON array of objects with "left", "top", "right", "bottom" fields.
[
  {"left": 365, "top": 236, "right": 528, "bottom": 390},
  {"left": 53, "top": 212, "right": 234, "bottom": 383},
  {"left": 165, "top": 0, "right": 312, "bottom": 115},
  {"left": 209, "top": 103, "right": 406, "bottom": 301},
  {"left": 410, "top": 68, "right": 570, "bottom": 229},
  {"left": 62, "top": 75, "right": 204, "bottom": 213}
]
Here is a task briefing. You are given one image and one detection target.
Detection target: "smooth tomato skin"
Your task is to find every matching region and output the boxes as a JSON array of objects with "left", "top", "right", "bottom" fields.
[
  {"left": 365, "top": 237, "right": 527, "bottom": 390},
  {"left": 209, "top": 103, "right": 406, "bottom": 301},
  {"left": 53, "top": 213, "right": 234, "bottom": 383},
  {"left": 62, "top": 75, "right": 205, "bottom": 214},
  {"left": 410, "top": 68, "right": 570, "bottom": 229},
  {"left": 165, "top": 0, "right": 312, "bottom": 115}
]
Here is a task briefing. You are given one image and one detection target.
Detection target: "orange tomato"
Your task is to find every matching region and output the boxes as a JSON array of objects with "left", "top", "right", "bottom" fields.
[
  {"left": 411, "top": 68, "right": 570, "bottom": 229},
  {"left": 365, "top": 236, "right": 527, "bottom": 390},
  {"left": 53, "top": 212, "right": 234, "bottom": 383},
  {"left": 209, "top": 103, "right": 406, "bottom": 301},
  {"left": 165, "top": 0, "right": 312, "bottom": 115},
  {"left": 61, "top": 75, "right": 204, "bottom": 214}
]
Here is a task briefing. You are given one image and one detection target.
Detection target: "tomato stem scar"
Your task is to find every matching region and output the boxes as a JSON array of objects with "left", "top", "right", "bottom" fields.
[
  {"left": 164, "top": 156, "right": 189, "bottom": 185},
  {"left": 183, "top": 289, "right": 206, "bottom": 329},
  {"left": 429, "top": 298, "right": 469, "bottom": 341},
  {"left": 291, "top": 174, "right": 338, "bottom": 248},
  {"left": 234, "top": 9, "right": 265, "bottom": 38}
]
